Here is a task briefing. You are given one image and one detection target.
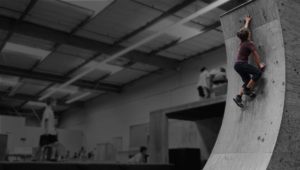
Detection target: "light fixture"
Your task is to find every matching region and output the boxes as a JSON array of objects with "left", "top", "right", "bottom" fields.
[{"left": 65, "top": 92, "right": 91, "bottom": 104}]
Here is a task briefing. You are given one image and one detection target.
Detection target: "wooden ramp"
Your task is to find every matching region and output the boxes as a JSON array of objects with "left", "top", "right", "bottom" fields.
[{"left": 204, "top": 0, "right": 300, "bottom": 169}]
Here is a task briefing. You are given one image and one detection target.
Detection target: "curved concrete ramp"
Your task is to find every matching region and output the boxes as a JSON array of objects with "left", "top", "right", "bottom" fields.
[{"left": 204, "top": 0, "right": 300, "bottom": 169}]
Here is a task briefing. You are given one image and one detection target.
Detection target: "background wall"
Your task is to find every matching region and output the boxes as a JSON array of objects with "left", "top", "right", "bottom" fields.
[
  {"left": 59, "top": 46, "right": 227, "bottom": 161},
  {"left": 0, "top": 115, "right": 84, "bottom": 156}
]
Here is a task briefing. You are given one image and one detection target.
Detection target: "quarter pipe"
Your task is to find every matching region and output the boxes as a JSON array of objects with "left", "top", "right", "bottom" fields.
[{"left": 204, "top": 0, "right": 300, "bottom": 169}]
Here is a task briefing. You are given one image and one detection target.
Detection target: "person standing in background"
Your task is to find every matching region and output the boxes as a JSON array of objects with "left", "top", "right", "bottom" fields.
[
  {"left": 197, "top": 67, "right": 211, "bottom": 98},
  {"left": 40, "top": 97, "right": 58, "bottom": 161}
]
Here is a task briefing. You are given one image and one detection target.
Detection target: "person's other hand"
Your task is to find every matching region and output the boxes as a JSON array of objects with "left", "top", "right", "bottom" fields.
[{"left": 259, "top": 63, "right": 266, "bottom": 72}]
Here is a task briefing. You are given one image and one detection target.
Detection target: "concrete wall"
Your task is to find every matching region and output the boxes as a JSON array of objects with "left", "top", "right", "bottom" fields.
[
  {"left": 169, "top": 118, "right": 222, "bottom": 160},
  {"left": 60, "top": 47, "right": 226, "bottom": 160}
]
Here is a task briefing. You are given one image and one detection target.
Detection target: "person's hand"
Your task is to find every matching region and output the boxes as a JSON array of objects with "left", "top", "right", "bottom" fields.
[
  {"left": 245, "top": 16, "right": 252, "bottom": 23},
  {"left": 259, "top": 63, "right": 266, "bottom": 72}
]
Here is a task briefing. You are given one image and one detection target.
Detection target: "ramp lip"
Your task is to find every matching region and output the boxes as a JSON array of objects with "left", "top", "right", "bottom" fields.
[{"left": 220, "top": 0, "right": 256, "bottom": 17}]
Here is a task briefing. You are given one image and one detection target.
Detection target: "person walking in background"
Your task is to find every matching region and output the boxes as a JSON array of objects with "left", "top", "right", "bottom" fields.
[
  {"left": 40, "top": 97, "right": 59, "bottom": 161},
  {"left": 197, "top": 67, "right": 211, "bottom": 98}
]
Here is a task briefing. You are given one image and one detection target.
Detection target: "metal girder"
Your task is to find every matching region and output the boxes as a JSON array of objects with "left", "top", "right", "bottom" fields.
[
  {"left": 0, "top": 16, "right": 180, "bottom": 70},
  {"left": 0, "top": 91, "right": 65, "bottom": 106},
  {"left": 0, "top": 65, "right": 121, "bottom": 92},
  {"left": 0, "top": 105, "right": 43, "bottom": 117}
]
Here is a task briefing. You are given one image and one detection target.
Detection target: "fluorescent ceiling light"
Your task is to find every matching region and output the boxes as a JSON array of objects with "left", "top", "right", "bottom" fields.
[
  {"left": 66, "top": 92, "right": 91, "bottom": 104},
  {"left": 3, "top": 42, "right": 51, "bottom": 60},
  {"left": 148, "top": 19, "right": 201, "bottom": 42}
]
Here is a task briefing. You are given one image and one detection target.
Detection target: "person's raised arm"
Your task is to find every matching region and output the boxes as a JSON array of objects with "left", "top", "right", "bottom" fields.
[
  {"left": 243, "top": 16, "right": 252, "bottom": 29},
  {"left": 252, "top": 50, "right": 261, "bottom": 67},
  {"left": 252, "top": 49, "right": 265, "bottom": 70}
]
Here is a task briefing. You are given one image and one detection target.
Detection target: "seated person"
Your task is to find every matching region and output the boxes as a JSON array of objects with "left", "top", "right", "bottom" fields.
[{"left": 128, "top": 146, "right": 148, "bottom": 164}]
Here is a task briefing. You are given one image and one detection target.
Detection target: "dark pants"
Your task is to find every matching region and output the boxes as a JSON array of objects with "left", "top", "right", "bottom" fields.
[
  {"left": 234, "top": 62, "right": 262, "bottom": 88},
  {"left": 197, "top": 86, "right": 210, "bottom": 98}
]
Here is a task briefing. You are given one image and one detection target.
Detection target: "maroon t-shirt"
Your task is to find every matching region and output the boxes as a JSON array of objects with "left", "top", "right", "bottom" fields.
[{"left": 236, "top": 41, "right": 256, "bottom": 62}]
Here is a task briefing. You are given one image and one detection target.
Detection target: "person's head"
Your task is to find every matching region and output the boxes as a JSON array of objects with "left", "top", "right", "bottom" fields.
[
  {"left": 220, "top": 67, "right": 226, "bottom": 73},
  {"left": 237, "top": 28, "right": 250, "bottom": 42},
  {"left": 140, "top": 146, "right": 147, "bottom": 154},
  {"left": 200, "top": 67, "right": 207, "bottom": 72},
  {"left": 46, "top": 97, "right": 56, "bottom": 107}
]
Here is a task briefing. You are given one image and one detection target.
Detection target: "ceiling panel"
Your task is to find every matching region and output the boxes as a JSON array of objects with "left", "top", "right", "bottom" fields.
[
  {"left": 35, "top": 52, "right": 85, "bottom": 75},
  {"left": 16, "top": 81, "right": 49, "bottom": 96},
  {"left": 134, "top": 0, "right": 185, "bottom": 11},
  {"left": 75, "top": 29, "right": 117, "bottom": 44},
  {"left": 164, "top": 30, "right": 224, "bottom": 59},
  {"left": 56, "top": 45, "right": 97, "bottom": 60},
  {"left": 70, "top": 68, "right": 109, "bottom": 82},
  {"left": 103, "top": 68, "right": 149, "bottom": 85},
  {"left": 0, "top": 50, "right": 39, "bottom": 69},
  {"left": 122, "top": 32, "right": 178, "bottom": 53},
  {"left": 130, "top": 62, "right": 159, "bottom": 72},
  {"left": 24, "top": 0, "right": 94, "bottom": 32},
  {"left": 77, "top": 0, "right": 162, "bottom": 42},
  {"left": 10, "top": 33, "right": 55, "bottom": 51},
  {"left": 158, "top": 51, "right": 185, "bottom": 60},
  {"left": 0, "top": 0, "right": 30, "bottom": 19}
]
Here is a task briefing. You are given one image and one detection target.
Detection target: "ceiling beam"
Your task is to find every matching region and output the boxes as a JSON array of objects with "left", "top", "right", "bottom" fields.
[
  {"left": 0, "top": 16, "right": 180, "bottom": 70},
  {"left": 0, "top": 65, "right": 121, "bottom": 93},
  {"left": 0, "top": 105, "right": 43, "bottom": 117},
  {"left": 0, "top": 91, "right": 62, "bottom": 106}
]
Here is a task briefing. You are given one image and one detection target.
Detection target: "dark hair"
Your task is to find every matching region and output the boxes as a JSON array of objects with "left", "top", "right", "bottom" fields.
[
  {"left": 140, "top": 146, "right": 147, "bottom": 152},
  {"left": 200, "top": 67, "right": 206, "bottom": 72},
  {"left": 220, "top": 67, "right": 226, "bottom": 72},
  {"left": 46, "top": 97, "right": 56, "bottom": 105},
  {"left": 237, "top": 28, "right": 249, "bottom": 42}
]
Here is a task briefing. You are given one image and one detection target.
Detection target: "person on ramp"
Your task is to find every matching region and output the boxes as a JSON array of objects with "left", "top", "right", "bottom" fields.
[{"left": 233, "top": 16, "right": 266, "bottom": 108}]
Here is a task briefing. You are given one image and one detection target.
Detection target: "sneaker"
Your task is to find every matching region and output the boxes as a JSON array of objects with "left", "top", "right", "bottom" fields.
[
  {"left": 249, "top": 92, "right": 256, "bottom": 99},
  {"left": 244, "top": 88, "right": 256, "bottom": 98},
  {"left": 233, "top": 95, "right": 244, "bottom": 108}
]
